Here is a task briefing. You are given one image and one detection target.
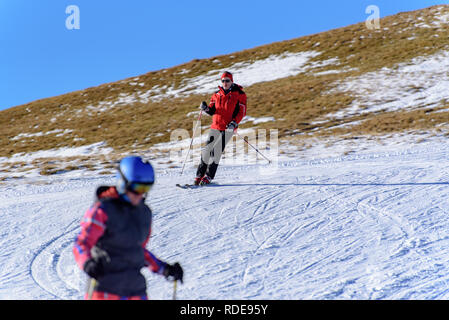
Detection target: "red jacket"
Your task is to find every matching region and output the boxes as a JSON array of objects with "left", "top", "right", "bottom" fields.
[{"left": 208, "top": 84, "right": 247, "bottom": 130}]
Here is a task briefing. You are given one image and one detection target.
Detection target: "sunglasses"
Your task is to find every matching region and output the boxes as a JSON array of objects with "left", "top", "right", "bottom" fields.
[
  {"left": 127, "top": 182, "right": 153, "bottom": 195},
  {"left": 221, "top": 79, "right": 231, "bottom": 83}
]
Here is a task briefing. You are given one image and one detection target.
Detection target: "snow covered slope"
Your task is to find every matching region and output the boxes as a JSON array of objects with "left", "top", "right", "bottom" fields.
[{"left": 1, "top": 136, "right": 449, "bottom": 300}]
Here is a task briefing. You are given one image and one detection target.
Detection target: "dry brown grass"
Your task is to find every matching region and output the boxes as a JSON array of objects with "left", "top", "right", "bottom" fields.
[{"left": 1, "top": 5, "right": 448, "bottom": 176}]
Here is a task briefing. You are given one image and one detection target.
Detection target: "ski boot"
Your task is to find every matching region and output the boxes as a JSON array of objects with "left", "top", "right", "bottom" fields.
[
  {"left": 199, "top": 175, "right": 212, "bottom": 186},
  {"left": 194, "top": 176, "right": 202, "bottom": 186}
]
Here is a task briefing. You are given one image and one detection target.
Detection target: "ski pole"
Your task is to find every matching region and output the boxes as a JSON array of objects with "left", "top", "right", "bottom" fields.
[
  {"left": 234, "top": 131, "right": 272, "bottom": 164},
  {"left": 87, "top": 278, "right": 96, "bottom": 300},
  {"left": 181, "top": 110, "right": 203, "bottom": 175},
  {"left": 173, "top": 280, "right": 178, "bottom": 300}
]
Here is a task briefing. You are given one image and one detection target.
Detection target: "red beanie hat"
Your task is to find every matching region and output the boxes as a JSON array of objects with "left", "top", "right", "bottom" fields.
[{"left": 221, "top": 71, "right": 233, "bottom": 82}]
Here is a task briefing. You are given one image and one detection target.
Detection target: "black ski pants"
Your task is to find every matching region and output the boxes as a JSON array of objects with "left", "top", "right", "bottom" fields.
[{"left": 196, "top": 129, "right": 234, "bottom": 179}]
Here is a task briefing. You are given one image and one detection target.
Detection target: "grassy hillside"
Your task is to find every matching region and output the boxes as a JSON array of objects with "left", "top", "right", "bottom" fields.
[{"left": 1, "top": 5, "right": 448, "bottom": 177}]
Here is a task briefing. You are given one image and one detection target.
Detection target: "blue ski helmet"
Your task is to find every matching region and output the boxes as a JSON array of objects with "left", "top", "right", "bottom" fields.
[{"left": 117, "top": 156, "right": 155, "bottom": 194}]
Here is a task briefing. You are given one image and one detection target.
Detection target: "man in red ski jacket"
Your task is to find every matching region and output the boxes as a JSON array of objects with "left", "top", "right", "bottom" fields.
[{"left": 195, "top": 71, "right": 247, "bottom": 185}]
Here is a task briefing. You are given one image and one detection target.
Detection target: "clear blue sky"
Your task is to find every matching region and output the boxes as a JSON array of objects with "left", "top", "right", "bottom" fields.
[{"left": 0, "top": 0, "right": 445, "bottom": 110}]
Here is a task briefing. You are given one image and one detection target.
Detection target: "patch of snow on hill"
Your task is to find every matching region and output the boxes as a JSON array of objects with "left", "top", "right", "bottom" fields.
[
  {"left": 91, "top": 51, "right": 340, "bottom": 110},
  {"left": 160, "top": 51, "right": 337, "bottom": 98},
  {"left": 328, "top": 49, "right": 449, "bottom": 120},
  {"left": 141, "top": 51, "right": 328, "bottom": 101},
  {"left": 11, "top": 129, "right": 73, "bottom": 141},
  {"left": 0, "top": 142, "right": 113, "bottom": 164}
]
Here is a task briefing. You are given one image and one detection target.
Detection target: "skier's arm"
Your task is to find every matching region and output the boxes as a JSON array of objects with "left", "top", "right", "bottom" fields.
[
  {"left": 73, "top": 203, "right": 108, "bottom": 270},
  {"left": 233, "top": 93, "right": 247, "bottom": 125},
  {"left": 143, "top": 226, "right": 184, "bottom": 282},
  {"left": 205, "top": 95, "right": 216, "bottom": 115},
  {"left": 144, "top": 250, "right": 168, "bottom": 274},
  {"left": 143, "top": 226, "right": 168, "bottom": 275}
]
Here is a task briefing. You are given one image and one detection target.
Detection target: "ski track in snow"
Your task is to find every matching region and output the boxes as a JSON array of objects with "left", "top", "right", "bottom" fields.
[{"left": 1, "top": 142, "right": 449, "bottom": 299}]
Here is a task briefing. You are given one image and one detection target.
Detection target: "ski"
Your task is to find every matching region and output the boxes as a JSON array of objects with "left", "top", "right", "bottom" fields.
[
  {"left": 176, "top": 183, "right": 198, "bottom": 189},
  {"left": 176, "top": 183, "right": 217, "bottom": 189}
]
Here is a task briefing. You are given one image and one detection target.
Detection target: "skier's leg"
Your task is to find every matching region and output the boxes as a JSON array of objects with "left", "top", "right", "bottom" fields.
[
  {"left": 206, "top": 130, "right": 234, "bottom": 180},
  {"left": 195, "top": 159, "right": 208, "bottom": 179},
  {"left": 206, "top": 162, "right": 219, "bottom": 180},
  {"left": 196, "top": 130, "right": 219, "bottom": 179}
]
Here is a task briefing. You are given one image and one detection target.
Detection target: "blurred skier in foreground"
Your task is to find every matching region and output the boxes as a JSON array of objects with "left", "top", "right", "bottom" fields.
[{"left": 73, "top": 156, "right": 183, "bottom": 300}]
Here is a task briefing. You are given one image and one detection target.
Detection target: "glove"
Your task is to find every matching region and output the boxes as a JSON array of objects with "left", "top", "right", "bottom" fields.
[
  {"left": 226, "top": 120, "right": 238, "bottom": 131},
  {"left": 163, "top": 262, "right": 184, "bottom": 283},
  {"left": 200, "top": 101, "right": 216, "bottom": 115},
  {"left": 200, "top": 101, "right": 209, "bottom": 112},
  {"left": 83, "top": 247, "right": 110, "bottom": 279},
  {"left": 83, "top": 258, "right": 104, "bottom": 279}
]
